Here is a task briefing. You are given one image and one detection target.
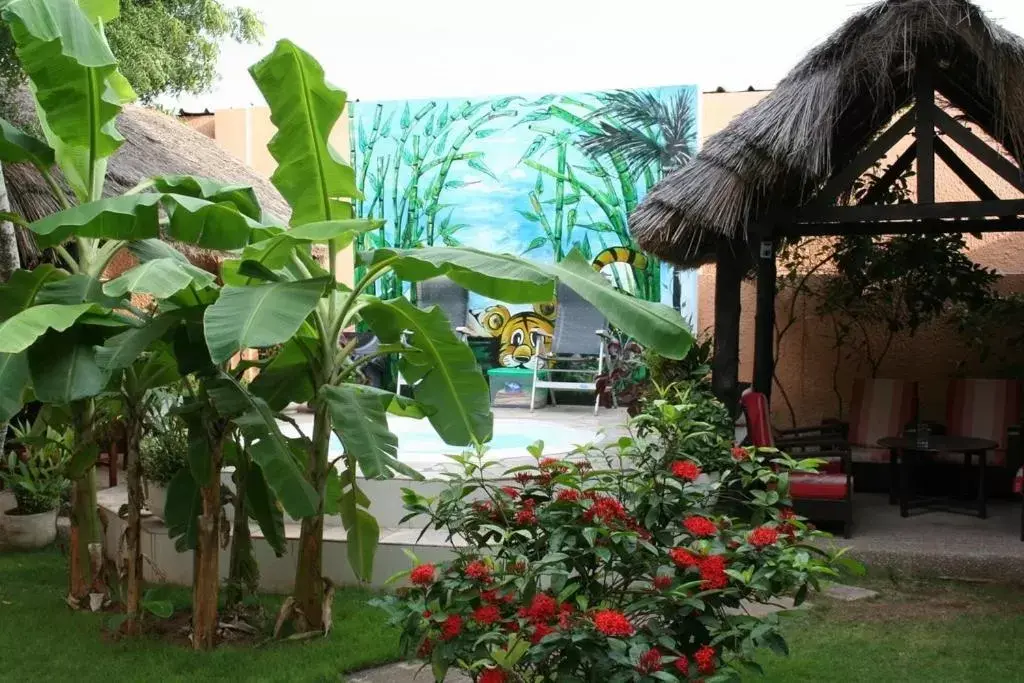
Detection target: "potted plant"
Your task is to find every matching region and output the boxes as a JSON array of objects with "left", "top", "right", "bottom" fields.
[
  {"left": 0, "top": 427, "right": 71, "bottom": 549},
  {"left": 140, "top": 421, "right": 189, "bottom": 520}
]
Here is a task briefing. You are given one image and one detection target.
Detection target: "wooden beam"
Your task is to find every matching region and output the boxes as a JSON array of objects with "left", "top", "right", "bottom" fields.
[
  {"left": 810, "top": 106, "right": 918, "bottom": 206},
  {"left": 753, "top": 236, "right": 776, "bottom": 399},
  {"left": 934, "top": 137, "right": 999, "bottom": 201},
  {"left": 794, "top": 198, "right": 1024, "bottom": 224},
  {"left": 860, "top": 142, "right": 917, "bottom": 205},
  {"left": 778, "top": 217, "right": 1024, "bottom": 238},
  {"left": 712, "top": 241, "right": 745, "bottom": 418},
  {"left": 916, "top": 62, "right": 936, "bottom": 203},
  {"left": 932, "top": 106, "right": 1024, "bottom": 193}
]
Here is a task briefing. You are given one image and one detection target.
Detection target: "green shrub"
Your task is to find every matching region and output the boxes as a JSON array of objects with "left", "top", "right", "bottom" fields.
[
  {"left": 1, "top": 426, "right": 72, "bottom": 515},
  {"left": 140, "top": 416, "right": 189, "bottom": 487}
]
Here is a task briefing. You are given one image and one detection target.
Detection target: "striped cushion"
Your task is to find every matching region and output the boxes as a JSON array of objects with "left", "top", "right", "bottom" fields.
[
  {"left": 939, "top": 379, "right": 1021, "bottom": 467},
  {"left": 848, "top": 379, "right": 916, "bottom": 451}
]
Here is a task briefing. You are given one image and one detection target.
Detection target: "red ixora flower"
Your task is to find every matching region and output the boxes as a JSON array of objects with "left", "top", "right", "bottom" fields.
[
  {"left": 556, "top": 488, "right": 581, "bottom": 503},
  {"left": 515, "top": 507, "right": 537, "bottom": 525},
  {"left": 653, "top": 574, "right": 673, "bottom": 590},
  {"left": 479, "top": 668, "right": 508, "bottom": 683},
  {"left": 673, "top": 654, "right": 689, "bottom": 675},
  {"left": 669, "top": 547, "right": 700, "bottom": 569},
  {"left": 465, "top": 560, "right": 493, "bottom": 583},
  {"left": 779, "top": 507, "right": 797, "bottom": 520},
  {"left": 699, "top": 555, "right": 729, "bottom": 590},
  {"left": 636, "top": 647, "right": 662, "bottom": 674},
  {"left": 417, "top": 637, "right": 434, "bottom": 658},
  {"left": 683, "top": 515, "right": 718, "bottom": 537},
  {"left": 499, "top": 486, "right": 520, "bottom": 499},
  {"left": 593, "top": 609, "right": 635, "bottom": 637},
  {"left": 441, "top": 614, "right": 463, "bottom": 641},
  {"left": 731, "top": 446, "right": 749, "bottom": 461},
  {"left": 749, "top": 525, "right": 780, "bottom": 548},
  {"left": 670, "top": 460, "right": 702, "bottom": 481},
  {"left": 582, "top": 495, "right": 627, "bottom": 524},
  {"left": 472, "top": 604, "right": 502, "bottom": 626},
  {"left": 510, "top": 560, "right": 528, "bottom": 575},
  {"left": 531, "top": 622, "right": 555, "bottom": 644},
  {"left": 410, "top": 563, "right": 436, "bottom": 586},
  {"left": 695, "top": 644, "right": 717, "bottom": 674},
  {"left": 514, "top": 472, "right": 533, "bottom": 486},
  {"left": 521, "top": 593, "right": 558, "bottom": 623}
]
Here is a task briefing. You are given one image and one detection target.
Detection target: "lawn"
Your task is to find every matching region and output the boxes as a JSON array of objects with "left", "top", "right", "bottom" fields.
[{"left": 2, "top": 550, "right": 1023, "bottom": 682}]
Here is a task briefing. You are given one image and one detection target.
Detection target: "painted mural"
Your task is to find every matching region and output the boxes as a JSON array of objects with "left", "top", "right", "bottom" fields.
[{"left": 352, "top": 86, "right": 699, "bottom": 369}]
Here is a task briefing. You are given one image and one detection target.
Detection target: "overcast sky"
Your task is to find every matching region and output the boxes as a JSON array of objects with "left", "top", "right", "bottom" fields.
[{"left": 170, "top": 0, "right": 1024, "bottom": 111}]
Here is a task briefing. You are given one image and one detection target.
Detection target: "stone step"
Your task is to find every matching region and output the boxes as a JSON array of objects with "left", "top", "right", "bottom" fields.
[{"left": 96, "top": 485, "right": 458, "bottom": 590}]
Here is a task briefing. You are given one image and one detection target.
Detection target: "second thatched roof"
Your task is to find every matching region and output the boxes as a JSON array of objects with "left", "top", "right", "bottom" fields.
[
  {"left": 4, "top": 94, "right": 291, "bottom": 271},
  {"left": 631, "top": 0, "right": 1024, "bottom": 266}
]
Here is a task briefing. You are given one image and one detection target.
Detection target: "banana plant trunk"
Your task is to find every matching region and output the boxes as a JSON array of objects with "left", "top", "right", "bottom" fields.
[
  {"left": 292, "top": 401, "right": 331, "bottom": 632},
  {"left": 69, "top": 401, "right": 102, "bottom": 603},
  {"left": 226, "top": 451, "right": 257, "bottom": 607},
  {"left": 124, "top": 417, "right": 144, "bottom": 634},
  {"left": 192, "top": 438, "right": 224, "bottom": 650}
]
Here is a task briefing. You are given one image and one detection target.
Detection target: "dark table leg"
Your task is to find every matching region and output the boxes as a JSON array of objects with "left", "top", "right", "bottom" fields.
[
  {"left": 899, "top": 449, "right": 910, "bottom": 518},
  {"left": 977, "top": 450, "right": 987, "bottom": 519},
  {"left": 962, "top": 452, "right": 971, "bottom": 500},
  {"left": 889, "top": 449, "right": 899, "bottom": 505}
]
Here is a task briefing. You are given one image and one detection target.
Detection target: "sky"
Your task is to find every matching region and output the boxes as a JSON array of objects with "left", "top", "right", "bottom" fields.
[{"left": 171, "top": 0, "right": 1024, "bottom": 112}]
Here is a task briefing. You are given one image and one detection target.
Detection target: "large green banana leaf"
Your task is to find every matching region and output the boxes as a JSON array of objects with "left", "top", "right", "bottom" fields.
[
  {"left": 321, "top": 384, "right": 422, "bottom": 480},
  {"left": 36, "top": 274, "right": 124, "bottom": 308},
  {"left": 244, "top": 463, "right": 287, "bottom": 556},
  {"left": 248, "top": 337, "right": 316, "bottom": 412},
  {"left": 0, "top": 352, "right": 30, "bottom": 423},
  {"left": 361, "top": 297, "right": 492, "bottom": 446},
  {"left": 0, "top": 302, "right": 97, "bottom": 354},
  {"left": 249, "top": 39, "right": 359, "bottom": 225},
  {"left": 28, "top": 330, "right": 109, "bottom": 404},
  {"left": 203, "top": 278, "right": 330, "bottom": 364},
  {"left": 207, "top": 374, "right": 318, "bottom": 519},
  {"left": 2, "top": 0, "right": 135, "bottom": 200},
  {"left": 164, "top": 467, "right": 201, "bottom": 552},
  {"left": 149, "top": 174, "right": 263, "bottom": 222},
  {"left": 94, "top": 314, "right": 179, "bottom": 370},
  {"left": 0, "top": 265, "right": 68, "bottom": 320},
  {"left": 362, "top": 247, "right": 692, "bottom": 359},
  {"left": 103, "top": 258, "right": 215, "bottom": 299},
  {"left": 0, "top": 118, "right": 54, "bottom": 168}
]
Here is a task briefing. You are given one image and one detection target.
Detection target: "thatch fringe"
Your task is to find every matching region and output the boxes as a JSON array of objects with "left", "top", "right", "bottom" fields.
[{"left": 631, "top": 0, "right": 1024, "bottom": 266}]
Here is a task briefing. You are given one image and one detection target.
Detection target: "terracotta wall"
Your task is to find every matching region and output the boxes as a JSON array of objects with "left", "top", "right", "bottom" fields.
[{"left": 697, "top": 92, "right": 1024, "bottom": 426}]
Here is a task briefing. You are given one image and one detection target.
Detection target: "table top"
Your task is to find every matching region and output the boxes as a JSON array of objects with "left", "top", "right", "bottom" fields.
[{"left": 878, "top": 435, "right": 999, "bottom": 453}]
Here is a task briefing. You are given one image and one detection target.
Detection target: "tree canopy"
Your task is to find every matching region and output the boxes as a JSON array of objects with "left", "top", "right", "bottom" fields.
[{"left": 0, "top": 0, "right": 262, "bottom": 103}]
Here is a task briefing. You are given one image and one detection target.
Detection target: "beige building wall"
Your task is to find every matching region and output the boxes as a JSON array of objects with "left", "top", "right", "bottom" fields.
[
  {"left": 698, "top": 91, "right": 1024, "bottom": 427},
  {"left": 208, "top": 107, "right": 355, "bottom": 287}
]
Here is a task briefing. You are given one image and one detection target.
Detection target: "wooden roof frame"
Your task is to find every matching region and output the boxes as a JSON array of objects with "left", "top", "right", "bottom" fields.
[{"left": 750, "top": 57, "right": 1024, "bottom": 398}]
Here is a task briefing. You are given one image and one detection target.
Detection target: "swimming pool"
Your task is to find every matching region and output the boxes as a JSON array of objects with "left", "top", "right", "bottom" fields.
[{"left": 326, "top": 415, "right": 602, "bottom": 476}]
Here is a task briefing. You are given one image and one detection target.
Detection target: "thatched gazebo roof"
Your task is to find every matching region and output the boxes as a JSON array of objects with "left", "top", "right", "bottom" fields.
[
  {"left": 4, "top": 95, "right": 290, "bottom": 271},
  {"left": 631, "top": 0, "right": 1024, "bottom": 266}
]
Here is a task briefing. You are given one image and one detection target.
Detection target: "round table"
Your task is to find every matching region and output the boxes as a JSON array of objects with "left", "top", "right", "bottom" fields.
[{"left": 878, "top": 435, "right": 998, "bottom": 519}]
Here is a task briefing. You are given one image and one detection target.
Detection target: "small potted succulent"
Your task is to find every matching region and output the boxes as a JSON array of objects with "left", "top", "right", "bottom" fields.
[{"left": 0, "top": 426, "right": 71, "bottom": 549}]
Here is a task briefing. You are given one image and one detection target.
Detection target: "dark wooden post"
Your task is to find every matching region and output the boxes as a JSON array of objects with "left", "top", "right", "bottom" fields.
[
  {"left": 916, "top": 58, "right": 935, "bottom": 204},
  {"left": 753, "top": 234, "right": 776, "bottom": 398},
  {"left": 712, "top": 240, "right": 743, "bottom": 417}
]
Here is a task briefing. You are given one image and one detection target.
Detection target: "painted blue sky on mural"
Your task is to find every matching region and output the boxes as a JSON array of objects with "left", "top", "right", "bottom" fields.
[{"left": 351, "top": 85, "right": 700, "bottom": 326}]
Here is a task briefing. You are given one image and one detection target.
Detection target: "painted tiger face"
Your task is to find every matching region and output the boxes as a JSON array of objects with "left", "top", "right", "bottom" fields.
[{"left": 476, "top": 303, "right": 556, "bottom": 370}]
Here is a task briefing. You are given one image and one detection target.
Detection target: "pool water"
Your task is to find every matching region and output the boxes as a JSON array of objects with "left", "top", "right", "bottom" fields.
[{"left": 327, "top": 415, "right": 600, "bottom": 469}]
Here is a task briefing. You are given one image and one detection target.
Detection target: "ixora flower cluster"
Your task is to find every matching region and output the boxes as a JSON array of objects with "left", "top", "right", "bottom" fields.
[{"left": 377, "top": 400, "right": 848, "bottom": 682}]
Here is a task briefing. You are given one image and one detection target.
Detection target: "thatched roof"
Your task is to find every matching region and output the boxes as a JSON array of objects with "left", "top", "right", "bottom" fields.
[
  {"left": 631, "top": 0, "right": 1024, "bottom": 266},
  {"left": 4, "top": 94, "right": 290, "bottom": 271}
]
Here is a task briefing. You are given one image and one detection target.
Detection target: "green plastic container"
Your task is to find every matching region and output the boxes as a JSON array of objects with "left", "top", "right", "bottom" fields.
[{"left": 487, "top": 367, "right": 545, "bottom": 408}]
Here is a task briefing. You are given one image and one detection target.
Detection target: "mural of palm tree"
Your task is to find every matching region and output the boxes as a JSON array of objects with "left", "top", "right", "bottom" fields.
[{"left": 578, "top": 89, "right": 697, "bottom": 308}]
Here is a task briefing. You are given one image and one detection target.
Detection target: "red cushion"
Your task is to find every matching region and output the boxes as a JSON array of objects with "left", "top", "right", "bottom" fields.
[{"left": 790, "top": 473, "right": 848, "bottom": 500}]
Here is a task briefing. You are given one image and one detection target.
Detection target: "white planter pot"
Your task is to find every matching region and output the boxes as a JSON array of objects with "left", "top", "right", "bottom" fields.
[
  {"left": 146, "top": 482, "right": 169, "bottom": 520},
  {"left": 0, "top": 506, "right": 58, "bottom": 549}
]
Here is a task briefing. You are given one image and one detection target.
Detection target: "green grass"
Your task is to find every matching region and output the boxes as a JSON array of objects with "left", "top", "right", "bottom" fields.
[
  {"left": 0, "top": 549, "right": 399, "bottom": 682},
  {"left": 3, "top": 551, "right": 1024, "bottom": 682},
  {"left": 757, "top": 576, "right": 1024, "bottom": 682}
]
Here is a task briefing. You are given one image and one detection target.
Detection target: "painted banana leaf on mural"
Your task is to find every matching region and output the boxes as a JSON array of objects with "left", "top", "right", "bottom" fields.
[{"left": 351, "top": 86, "right": 699, "bottom": 369}]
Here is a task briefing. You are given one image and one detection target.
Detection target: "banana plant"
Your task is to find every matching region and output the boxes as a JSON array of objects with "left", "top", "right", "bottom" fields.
[
  {"left": 0, "top": 0, "right": 285, "bottom": 618},
  {"left": 210, "top": 40, "right": 696, "bottom": 634}
]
